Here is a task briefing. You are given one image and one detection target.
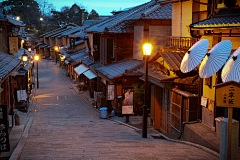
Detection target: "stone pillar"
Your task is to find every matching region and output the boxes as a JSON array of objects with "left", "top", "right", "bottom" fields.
[{"left": 220, "top": 118, "right": 239, "bottom": 160}]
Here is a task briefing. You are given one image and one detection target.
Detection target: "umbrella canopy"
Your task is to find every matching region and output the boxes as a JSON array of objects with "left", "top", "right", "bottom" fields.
[
  {"left": 199, "top": 40, "right": 232, "bottom": 78},
  {"left": 180, "top": 39, "right": 209, "bottom": 73},
  {"left": 221, "top": 47, "right": 240, "bottom": 82}
]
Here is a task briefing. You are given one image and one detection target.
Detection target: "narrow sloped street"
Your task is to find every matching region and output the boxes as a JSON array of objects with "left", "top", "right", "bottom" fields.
[{"left": 19, "top": 59, "right": 218, "bottom": 160}]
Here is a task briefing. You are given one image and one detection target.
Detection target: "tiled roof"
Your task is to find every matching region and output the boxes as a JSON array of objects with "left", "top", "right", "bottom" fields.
[
  {"left": 57, "top": 26, "right": 84, "bottom": 38},
  {"left": 0, "top": 51, "right": 21, "bottom": 80},
  {"left": 159, "top": 51, "right": 185, "bottom": 71},
  {"left": 48, "top": 28, "right": 73, "bottom": 38},
  {"left": 190, "top": 15, "right": 240, "bottom": 28},
  {"left": 39, "top": 27, "right": 63, "bottom": 38},
  {"left": 126, "top": 3, "right": 172, "bottom": 20},
  {"left": 65, "top": 40, "right": 84, "bottom": 48},
  {"left": 85, "top": 0, "right": 171, "bottom": 33},
  {"left": 82, "top": 58, "right": 94, "bottom": 66},
  {"left": 6, "top": 15, "right": 25, "bottom": 27},
  {"left": 69, "top": 49, "right": 88, "bottom": 63},
  {"left": 96, "top": 59, "right": 142, "bottom": 80},
  {"left": 139, "top": 68, "right": 177, "bottom": 83},
  {"left": 40, "top": 44, "right": 49, "bottom": 49},
  {"left": 89, "top": 62, "right": 104, "bottom": 70}
]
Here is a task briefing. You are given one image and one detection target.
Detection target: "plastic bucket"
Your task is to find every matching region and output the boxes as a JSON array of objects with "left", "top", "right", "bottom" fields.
[{"left": 99, "top": 107, "right": 108, "bottom": 119}]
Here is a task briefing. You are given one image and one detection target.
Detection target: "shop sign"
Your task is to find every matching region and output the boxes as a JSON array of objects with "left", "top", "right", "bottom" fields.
[
  {"left": 0, "top": 105, "right": 10, "bottom": 152},
  {"left": 9, "top": 37, "right": 18, "bottom": 54},
  {"left": 107, "top": 85, "right": 115, "bottom": 100},
  {"left": 122, "top": 88, "right": 134, "bottom": 115},
  {"left": 201, "top": 96, "right": 208, "bottom": 108},
  {"left": 17, "top": 90, "right": 27, "bottom": 102},
  {"left": 215, "top": 83, "right": 240, "bottom": 108},
  {"left": 70, "top": 38, "right": 75, "bottom": 50}
]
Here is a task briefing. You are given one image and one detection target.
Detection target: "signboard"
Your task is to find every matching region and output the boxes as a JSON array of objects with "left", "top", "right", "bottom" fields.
[
  {"left": 215, "top": 83, "right": 240, "bottom": 108},
  {"left": 107, "top": 85, "right": 115, "bottom": 100},
  {"left": 122, "top": 88, "right": 134, "bottom": 115},
  {"left": 70, "top": 38, "right": 75, "bottom": 50},
  {"left": 17, "top": 90, "right": 27, "bottom": 102},
  {"left": 40, "top": 38, "right": 43, "bottom": 41},
  {"left": 0, "top": 105, "right": 10, "bottom": 152},
  {"left": 122, "top": 106, "right": 133, "bottom": 114},
  {"left": 201, "top": 96, "right": 208, "bottom": 108},
  {"left": 9, "top": 37, "right": 18, "bottom": 54}
]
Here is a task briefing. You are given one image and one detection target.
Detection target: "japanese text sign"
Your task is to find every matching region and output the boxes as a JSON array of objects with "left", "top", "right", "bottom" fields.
[
  {"left": 215, "top": 81, "right": 240, "bottom": 108},
  {"left": 0, "top": 105, "right": 10, "bottom": 152}
]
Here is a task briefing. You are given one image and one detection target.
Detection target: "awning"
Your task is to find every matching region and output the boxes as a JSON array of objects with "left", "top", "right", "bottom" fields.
[
  {"left": 83, "top": 70, "right": 97, "bottom": 79},
  {"left": 74, "top": 64, "right": 89, "bottom": 75}
]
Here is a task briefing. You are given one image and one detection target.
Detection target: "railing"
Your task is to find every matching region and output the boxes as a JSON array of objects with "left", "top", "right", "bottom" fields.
[{"left": 165, "top": 36, "right": 198, "bottom": 50}]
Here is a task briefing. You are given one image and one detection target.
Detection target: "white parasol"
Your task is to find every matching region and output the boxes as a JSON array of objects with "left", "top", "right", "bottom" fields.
[
  {"left": 199, "top": 40, "right": 232, "bottom": 78},
  {"left": 221, "top": 47, "right": 240, "bottom": 82},
  {"left": 180, "top": 39, "right": 209, "bottom": 73}
]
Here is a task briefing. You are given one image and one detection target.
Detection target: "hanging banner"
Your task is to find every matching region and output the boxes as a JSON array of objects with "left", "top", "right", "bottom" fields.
[
  {"left": 9, "top": 37, "right": 18, "bottom": 54},
  {"left": 107, "top": 85, "right": 115, "bottom": 100},
  {"left": 0, "top": 105, "right": 10, "bottom": 152},
  {"left": 122, "top": 88, "right": 134, "bottom": 114}
]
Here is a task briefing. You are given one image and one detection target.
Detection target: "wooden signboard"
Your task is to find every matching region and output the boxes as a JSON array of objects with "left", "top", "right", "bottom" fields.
[
  {"left": 9, "top": 37, "right": 18, "bottom": 54},
  {"left": 0, "top": 105, "right": 10, "bottom": 152},
  {"left": 215, "top": 81, "right": 240, "bottom": 108},
  {"left": 106, "top": 85, "right": 115, "bottom": 100},
  {"left": 214, "top": 81, "right": 240, "bottom": 160}
]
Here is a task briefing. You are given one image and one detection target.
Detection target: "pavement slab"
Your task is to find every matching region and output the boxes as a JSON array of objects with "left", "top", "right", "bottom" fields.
[{"left": 16, "top": 60, "right": 219, "bottom": 160}]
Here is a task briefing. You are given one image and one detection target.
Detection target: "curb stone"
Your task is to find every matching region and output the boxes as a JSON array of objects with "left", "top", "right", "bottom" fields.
[
  {"left": 9, "top": 117, "right": 34, "bottom": 160},
  {"left": 111, "top": 119, "right": 220, "bottom": 158}
]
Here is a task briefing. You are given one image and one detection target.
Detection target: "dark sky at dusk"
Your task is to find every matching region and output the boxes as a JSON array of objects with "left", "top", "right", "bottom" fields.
[{"left": 47, "top": 0, "right": 150, "bottom": 15}]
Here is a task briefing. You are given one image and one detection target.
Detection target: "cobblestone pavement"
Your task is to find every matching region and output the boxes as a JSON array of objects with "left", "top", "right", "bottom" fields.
[{"left": 19, "top": 60, "right": 218, "bottom": 160}]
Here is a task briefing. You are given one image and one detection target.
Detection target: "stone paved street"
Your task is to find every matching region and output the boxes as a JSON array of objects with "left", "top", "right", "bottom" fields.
[{"left": 19, "top": 60, "right": 218, "bottom": 160}]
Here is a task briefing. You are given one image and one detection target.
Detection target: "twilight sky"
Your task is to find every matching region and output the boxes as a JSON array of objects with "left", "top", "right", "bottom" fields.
[{"left": 47, "top": 0, "right": 150, "bottom": 16}]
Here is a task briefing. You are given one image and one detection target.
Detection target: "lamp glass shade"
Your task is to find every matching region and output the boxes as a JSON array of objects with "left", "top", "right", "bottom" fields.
[
  {"left": 34, "top": 54, "right": 40, "bottom": 61},
  {"left": 22, "top": 55, "right": 28, "bottom": 62},
  {"left": 40, "top": 17, "right": 43, "bottom": 21},
  {"left": 55, "top": 47, "right": 58, "bottom": 51},
  {"left": 21, "top": 40, "right": 24, "bottom": 43},
  {"left": 28, "top": 48, "right": 31, "bottom": 52},
  {"left": 143, "top": 43, "right": 152, "bottom": 56}
]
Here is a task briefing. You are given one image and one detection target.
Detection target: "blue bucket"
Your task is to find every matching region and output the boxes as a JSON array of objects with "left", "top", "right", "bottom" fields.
[{"left": 99, "top": 107, "right": 108, "bottom": 119}]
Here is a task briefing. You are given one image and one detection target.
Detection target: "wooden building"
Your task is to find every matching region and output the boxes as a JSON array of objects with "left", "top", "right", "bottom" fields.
[{"left": 83, "top": 0, "right": 173, "bottom": 113}]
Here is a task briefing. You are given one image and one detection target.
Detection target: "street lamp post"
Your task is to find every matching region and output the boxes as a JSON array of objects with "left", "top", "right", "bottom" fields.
[
  {"left": 55, "top": 46, "right": 58, "bottom": 64},
  {"left": 34, "top": 54, "right": 40, "bottom": 88},
  {"left": 142, "top": 43, "right": 152, "bottom": 138}
]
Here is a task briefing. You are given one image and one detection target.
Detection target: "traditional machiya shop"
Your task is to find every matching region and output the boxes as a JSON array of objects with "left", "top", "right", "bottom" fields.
[
  {"left": 140, "top": 50, "right": 199, "bottom": 133},
  {"left": 0, "top": 51, "right": 21, "bottom": 152},
  {"left": 187, "top": 0, "right": 240, "bottom": 147},
  {"left": 94, "top": 59, "right": 143, "bottom": 115}
]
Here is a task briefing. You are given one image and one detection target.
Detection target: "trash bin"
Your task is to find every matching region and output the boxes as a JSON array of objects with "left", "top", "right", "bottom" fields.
[
  {"left": 100, "top": 107, "right": 108, "bottom": 119},
  {"left": 215, "top": 117, "right": 225, "bottom": 139}
]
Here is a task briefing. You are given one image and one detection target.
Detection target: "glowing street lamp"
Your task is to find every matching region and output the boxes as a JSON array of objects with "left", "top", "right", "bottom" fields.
[
  {"left": 28, "top": 48, "right": 31, "bottom": 53},
  {"left": 142, "top": 42, "right": 152, "bottom": 138},
  {"left": 55, "top": 46, "right": 59, "bottom": 64},
  {"left": 40, "top": 17, "right": 43, "bottom": 21},
  {"left": 34, "top": 54, "right": 40, "bottom": 88},
  {"left": 16, "top": 16, "right": 20, "bottom": 20},
  {"left": 22, "top": 50, "right": 28, "bottom": 63},
  {"left": 21, "top": 39, "right": 24, "bottom": 48}
]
